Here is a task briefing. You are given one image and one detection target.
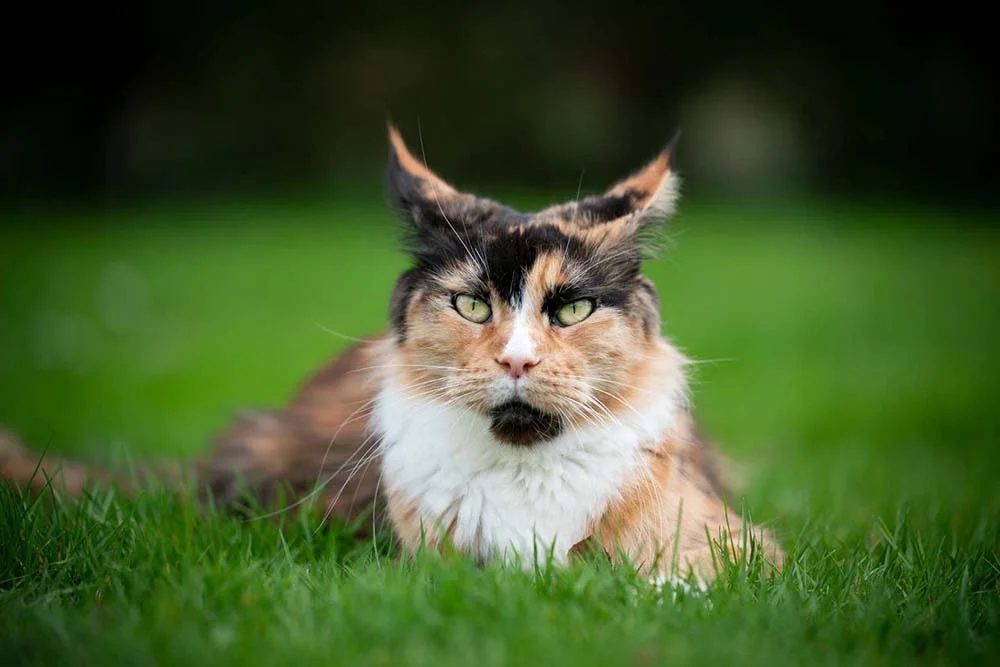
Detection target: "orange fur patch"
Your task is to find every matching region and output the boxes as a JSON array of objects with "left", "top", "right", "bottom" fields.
[
  {"left": 607, "top": 151, "right": 672, "bottom": 207},
  {"left": 387, "top": 123, "right": 456, "bottom": 194},
  {"left": 394, "top": 249, "right": 668, "bottom": 431},
  {"left": 592, "top": 416, "right": 784, "bottom": 581}
]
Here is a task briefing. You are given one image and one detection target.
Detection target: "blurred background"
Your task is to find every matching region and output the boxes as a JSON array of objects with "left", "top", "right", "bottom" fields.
[
  {"left": 1, "top": 2, "right": 998, "bottom": 528},
  {"left": 1, "top": 1, "right": 996, "bottom": 207}
]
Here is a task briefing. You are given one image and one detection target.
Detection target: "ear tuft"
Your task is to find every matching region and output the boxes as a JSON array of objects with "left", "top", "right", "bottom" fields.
[
  {"left": 605, "top": 129, "right": 681, "bottom": 215},
  {"left": 384, "top": 123, "right": 459, "bottom": 233},
  {"left": 544, "top": 130, "right": 682, "bottom": 236},
  {"left": 663, "top": 128, "right": 681, "bottom": 171},
  {"left": 554, "top": 131, "right": 683, "bottom": 260},
  {"left": 610, "top": 131, "right": 682, "bottom": 257},
  {"left": 386, "top": 122, "right": 456, "bottom": 196},
  {"left": 384, "top": 123, "right": 523, "bottom": 249}
]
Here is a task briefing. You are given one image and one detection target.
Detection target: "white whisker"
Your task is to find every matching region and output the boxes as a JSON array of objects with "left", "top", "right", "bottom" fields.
[
  {"left": 417, "top": 122, "right": 490, "bottom": 281},
  {"left": 310, "top": 321, "right": 371, "bottom": 344},
  {"left": 316, "top": 433, "right": 385, "bottom": 533},
  {"left": 346, "top": 363, "right": 476, "bottom": 376}
]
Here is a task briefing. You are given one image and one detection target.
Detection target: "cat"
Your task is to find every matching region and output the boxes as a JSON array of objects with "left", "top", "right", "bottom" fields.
[{"left": 1, "top": 124, "right": 783, "bottom": 584}]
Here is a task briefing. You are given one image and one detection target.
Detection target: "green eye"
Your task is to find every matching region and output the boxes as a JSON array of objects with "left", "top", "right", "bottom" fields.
[
  {"left": 554, "top": 299, "right": 595, "bottom": 327},
  {"left": 453, "top": 294, "right": 492, "bottom": 324}
]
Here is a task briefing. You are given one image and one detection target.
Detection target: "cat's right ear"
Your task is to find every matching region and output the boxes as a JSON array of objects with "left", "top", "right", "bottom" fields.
[
  {"left": 385, "top": 124, "right": 526, "bottom": 257},
  {"left": 385, "top": 123, "right": 473, "bottom": 234}
]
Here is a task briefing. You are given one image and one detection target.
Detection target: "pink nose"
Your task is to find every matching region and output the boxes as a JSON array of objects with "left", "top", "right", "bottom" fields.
[{"left": 496, "top": 355, "right": 540, "bottom": 379}]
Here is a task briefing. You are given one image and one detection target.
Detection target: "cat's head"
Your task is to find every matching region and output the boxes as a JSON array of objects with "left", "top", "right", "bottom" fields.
[{"left": 384, "top": 124, "right": 684, "bottom": 446}]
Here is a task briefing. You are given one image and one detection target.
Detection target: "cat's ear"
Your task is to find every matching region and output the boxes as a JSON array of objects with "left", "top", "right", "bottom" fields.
[
  {"left": 603, "top": 130, "right": 681, "bottom": 231},
  {"left": 385, "top": 123, "right": 512, "bottom": 235},
  {"left": 570, "top": 131, "right": 681, "bottom": 256},
  {"left": 556, "top": 132, "right": 681, "bottom": 244},
  {"left": 386, "top": 122, "right": 458, "bottom": 221}
]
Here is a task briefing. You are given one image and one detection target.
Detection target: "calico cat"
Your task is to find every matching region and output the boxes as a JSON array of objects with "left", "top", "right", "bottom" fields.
[{"left": 1, "top": 124, "right": 783, "bottom": 584}]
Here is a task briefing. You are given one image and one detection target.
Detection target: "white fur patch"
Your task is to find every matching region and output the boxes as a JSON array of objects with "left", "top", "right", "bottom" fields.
[
  {"left": 374, "top": 365, "right": 681, "bottom": 567},
  {"left": 499, "top": 305, "right": 537, "bottom": 366}
]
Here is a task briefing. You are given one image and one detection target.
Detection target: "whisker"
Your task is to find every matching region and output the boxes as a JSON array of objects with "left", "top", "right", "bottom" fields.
[
  {"left": 559, "top": 394, "right": 613, "bottom": 430},
  {"left": 310, "top": 321, "right": 372, "bottom": 344},
  {"left": 550, "top": 372, "right": 658, "bottom": 397},
  {"left": 309, "top": 394, "right": 383, "bottom": 491},
  {"left": 346, "top": 363, "right": 477, "bottom": 376},
  {"left": 370, "top": 467, "right": 386, "bottom": 567},
  {"left": 249, "top": 395, "right": 381, "bottom": 521},
  {"left": 589, "top": 386, "right": 644, "bottom": 420},
  {"left": 247, "top": 437, "right": 372, "bottom": 522},
  {"left": 584, "top": 396, "right": 625, "bottom": 429},
  {"left": 316, "top": 434, "right": 385, "bottom": 533},
  {"left": 681, "top": 357, "right": 737, "bottom": 366},
  {"left": 417, "top": 123, "right": 490, "bottom": 281}
]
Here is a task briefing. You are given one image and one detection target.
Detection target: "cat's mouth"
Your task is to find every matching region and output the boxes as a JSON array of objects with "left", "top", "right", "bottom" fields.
[{"left": 488, "top": 399, "right": 563, "bottom": 446}]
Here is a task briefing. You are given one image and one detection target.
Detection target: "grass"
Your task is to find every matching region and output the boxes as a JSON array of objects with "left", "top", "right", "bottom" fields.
[{"left": 1, "top": 192, "right": 999, "bottom": 665}]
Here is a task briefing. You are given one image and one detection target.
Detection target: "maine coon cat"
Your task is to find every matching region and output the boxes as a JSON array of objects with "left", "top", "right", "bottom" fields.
[{"left": 1, "top": 124, "right": 783, "bottom": 584}]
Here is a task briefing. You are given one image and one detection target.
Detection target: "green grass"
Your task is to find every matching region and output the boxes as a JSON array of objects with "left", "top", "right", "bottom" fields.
[{"left": 1, "top": 194, "right": 999, "bottom": 665}]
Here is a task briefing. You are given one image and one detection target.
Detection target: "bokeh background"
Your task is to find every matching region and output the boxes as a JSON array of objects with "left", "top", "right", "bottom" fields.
[
  {"left": 2, "top": 1, "right": 997, "bottom": 206},
  {"left": 1, "top": 2, "right": 998, "bottom": 529}
]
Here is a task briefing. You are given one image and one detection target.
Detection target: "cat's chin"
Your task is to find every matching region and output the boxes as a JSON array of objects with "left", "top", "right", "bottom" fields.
[{"left": 488, "top": 399, "right": 563, "bottom": 447}]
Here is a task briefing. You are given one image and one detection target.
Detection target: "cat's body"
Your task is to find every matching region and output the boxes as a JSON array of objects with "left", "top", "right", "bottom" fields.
[
  {"left": 376, "top": 332, "right": 685, "bottom": 564},
  {"left": 1, "top": 125, "right": 783, "bottom": 583}
]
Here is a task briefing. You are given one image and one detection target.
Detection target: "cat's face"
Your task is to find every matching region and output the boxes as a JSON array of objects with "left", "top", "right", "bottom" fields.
[{"left": 384, "top": 125, "right": 682, "bottom": 446}]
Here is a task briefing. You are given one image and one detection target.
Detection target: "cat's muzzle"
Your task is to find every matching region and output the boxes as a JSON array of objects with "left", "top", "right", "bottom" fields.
[{"left": 488, "top": 399, "right": 563, "bottom": 446}]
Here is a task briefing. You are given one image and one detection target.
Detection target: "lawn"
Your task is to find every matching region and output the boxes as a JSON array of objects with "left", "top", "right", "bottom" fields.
[{"left": 1, "top": 192, "right": 999, "bottom": 665}]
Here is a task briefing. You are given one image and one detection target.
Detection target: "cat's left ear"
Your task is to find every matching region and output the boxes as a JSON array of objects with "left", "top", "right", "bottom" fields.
[
  {"left": 560, "top": 132, "right": 681, "bottom": 245},
  {"left": 603, "top": 130, "right": 681, "bottom": 232}
]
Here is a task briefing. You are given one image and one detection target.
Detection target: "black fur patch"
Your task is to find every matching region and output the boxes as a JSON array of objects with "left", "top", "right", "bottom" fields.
[
  {"left": 385, "top": 145, "right": 525, "bottom": 247},
  {"left": 571, "top": 189, "right": 643, "bottom": 227},
  {"left": 489, "top": 399, "right": 563, "bottom": 446},
  {"left": 389, "top": 268, "right": 420, "bottom": 340},
  {"left": 388, "top": 219, "right": 644, "bottom": 339},
  {"left": 385, "top": 156, "right": 652, "bottom": 340},
  {"left": 479, "top": 225, "right": 572, "bottom": 304}
]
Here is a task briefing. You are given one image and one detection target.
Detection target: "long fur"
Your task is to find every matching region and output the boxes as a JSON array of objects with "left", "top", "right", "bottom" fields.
[{"left": 0, "top": 124, "right": 783, "bottom": 584}]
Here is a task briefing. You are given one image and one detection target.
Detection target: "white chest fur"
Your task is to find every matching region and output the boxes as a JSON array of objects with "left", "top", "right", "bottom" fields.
[{"left": 374, "top": 374, "right": 680, "bottom": 565}]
